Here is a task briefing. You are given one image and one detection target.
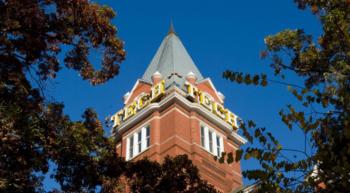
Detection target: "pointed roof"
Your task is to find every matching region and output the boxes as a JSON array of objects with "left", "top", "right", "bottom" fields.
[
  {"left": 168, "top": 20, "right": 176, "bottom": 35},
  {"left": 142, "top": 23, "right": 203, "bottom": 88}
]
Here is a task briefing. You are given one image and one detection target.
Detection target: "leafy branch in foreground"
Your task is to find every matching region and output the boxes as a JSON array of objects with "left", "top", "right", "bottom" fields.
[
  {"left": 0, "top": 0, "right": 126, "bottom": 192},
  {"left": 223, "top": 0, "right": 350, "bottom": 192},
  {"left": 124, "top": 155, "right": 219, "bottom": 193},
  {"left": 0, "top": 1, "right": 218, "bottom": 192}
]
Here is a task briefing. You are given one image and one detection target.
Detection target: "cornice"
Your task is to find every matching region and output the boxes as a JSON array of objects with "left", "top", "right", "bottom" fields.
[{"left": 113, "top": 86, "right": 247, "bottom": 145}]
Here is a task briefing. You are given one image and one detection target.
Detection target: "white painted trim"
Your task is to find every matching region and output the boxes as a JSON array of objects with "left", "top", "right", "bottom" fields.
[
  {"left": 212, "top": 131, "right": 218, "bottom": 156},
  {"left": 227, "top": 141, "right": 238, "bottom": 150},
  {"left": 127, "top": 144, "right": 153, "bottom": 161},
  {"left": 197, "top": 78, "right": 224, "bottom": 104},
  {"left": 231, "top": 131, "right": 247, "bottom": 145},
  {"left": 154, "top": 134, "right": 193, "bottom": 147},
  {"left": 232, "top": 170, "right": 243, "bottom": 178},
  {"left": 133, "top": 132, "right": 138, "bottom": 157},
  {"left": 159, "top": 106, "right": 189, "bottom": 119},
  {"left": 141, "top": 127, "right": 147, "bottom": 151},
  {"left": 219, "top": 137, "right": 224, "bottom": 156},
  {"left": 124, "top": 80, "right": 141, "bottom": 105},
  {"left": 126, "top": 137, "right": 130, "bottom": 160},
  {"left": 124, "top": 79, "right": 152, "bottom": 105},
  {"left": 204, "top": 126, "right": 209, "bottom": 150}
]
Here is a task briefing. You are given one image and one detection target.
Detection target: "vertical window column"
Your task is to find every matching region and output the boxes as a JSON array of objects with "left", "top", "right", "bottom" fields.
[
  {"left": 219, "top": 136, "right": 224, "bottom": 157},
  {"left": 208, "top": 130, "right": 213, "bottom": 153},
  {"left": 129, "top": 136, "right": 134, "bottom": 159},
  {"left": 204, "top": 126, "right": 209, "bottom": 150},
  {"left": 137, "top": 130, "right": 142, "bottom": 153},
  {"left": 141, "top": 127, "right": 147, "bottom": 151},
  {"left": 212, "top": 132, "right": 217, "bottom": 157},
  {"left": 146, "top": 126, "right": 150, "bottom": 147},
  {"left": 201, "top": 126, "right": 205, "bottom": 147},
  {"left": 133, "top": 132, "right": 138, "bottom": 157},
  {"left": 126, "top": 137, "right": 130, "bottom": 160}
]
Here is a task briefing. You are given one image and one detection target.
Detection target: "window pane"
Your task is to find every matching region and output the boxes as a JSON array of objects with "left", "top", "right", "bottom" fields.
[
  {"left": 201, "top": 126, "right": 205, "bottom": 147},
  {"left": 219, "top": 136, "right": 224, "bottom": 154},
  {"left": 209, "top": 130, "right": 213, "bottom": 153},
  {"left": 138, "top": 131, "right": 142, "bottom": 153},
  {"left": 146, "top": 126, "right": 150, "bottom": 136},
  {"left": 146, "top": 126, "right": 150, "bottom": 147},
  {"left": 216, "top": 135, "right": 221, "bottom": 157},
  {"left": 138, "top": 131, "right": 142, "bottom": 141},
  {"left": 129, "top": 137, "right": 133, "bottom": 158}
]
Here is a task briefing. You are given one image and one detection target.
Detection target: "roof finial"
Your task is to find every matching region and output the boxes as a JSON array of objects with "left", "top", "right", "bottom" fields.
[{"left": 168, "top": 19, "right": 176, "bottom": 35}]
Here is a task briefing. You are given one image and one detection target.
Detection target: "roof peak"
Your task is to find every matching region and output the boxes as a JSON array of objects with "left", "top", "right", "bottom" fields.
[
  {"left": 168, "top": 20, "right": 176, "bottom": 35},
  {"left": 142, "top": 25, "right": 204, "bottom": 88}
]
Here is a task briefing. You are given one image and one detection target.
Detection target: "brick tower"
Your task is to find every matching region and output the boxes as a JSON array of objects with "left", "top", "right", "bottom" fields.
[{"left": 110, "top": 24, "right": 247, "bottom": 193}]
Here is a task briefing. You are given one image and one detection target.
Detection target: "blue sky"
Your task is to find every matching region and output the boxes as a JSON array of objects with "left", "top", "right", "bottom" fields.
[{"left": 46, "top": 0, "right": 322, "bottom": 188}]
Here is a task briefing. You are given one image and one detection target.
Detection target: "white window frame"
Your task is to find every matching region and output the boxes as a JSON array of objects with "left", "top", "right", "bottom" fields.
[
  {"left": 125, "top": 125, "right": 150, "bottom": 160},
  {"left": 200, "top": 124, "right": 224, "bottom": 157}
]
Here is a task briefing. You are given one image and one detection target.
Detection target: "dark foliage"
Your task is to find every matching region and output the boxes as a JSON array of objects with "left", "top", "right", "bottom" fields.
[
  {"left": 223, "top": 0, "right": 350, "bottom": 192},
  {"left": 125, "top": 155, "right": 218, "bottom": 193}
]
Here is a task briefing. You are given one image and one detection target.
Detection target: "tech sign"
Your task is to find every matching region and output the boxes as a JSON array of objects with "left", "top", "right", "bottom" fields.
[{"left": 111, "top": 80, "right": 238, "bottom": 129}]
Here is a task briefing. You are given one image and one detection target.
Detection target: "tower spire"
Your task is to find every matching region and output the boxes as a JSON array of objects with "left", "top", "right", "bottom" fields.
[
  {"left": 168, "top": 19, "right": 176, "bottom": 35},
  {"left": 142, "top": 21, "right": 204, "bottom": 88}
]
